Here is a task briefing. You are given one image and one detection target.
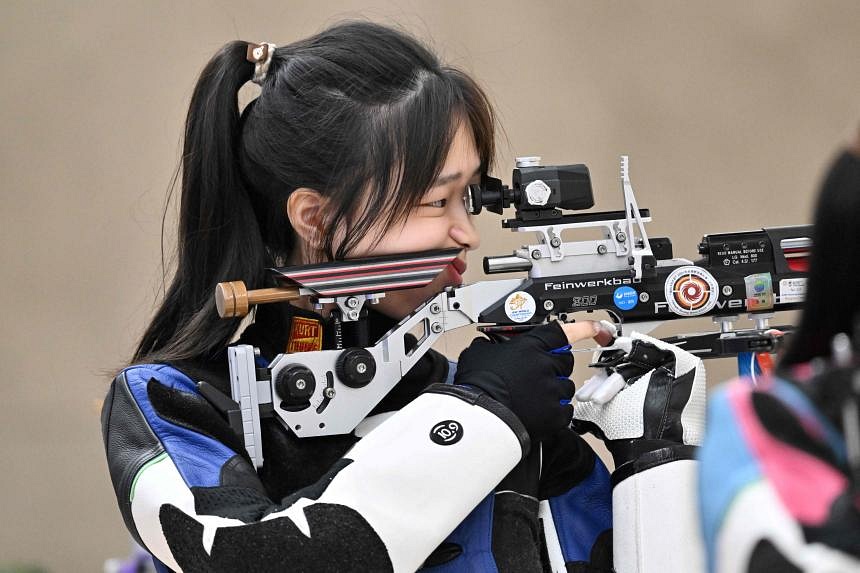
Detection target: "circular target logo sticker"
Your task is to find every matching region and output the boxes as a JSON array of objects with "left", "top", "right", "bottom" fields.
[
  {"left": 504, "top": 291, "right": 536, "bottom": 323},
  {"left": 664, "top": 266, "right": 718, "bottom": 317}
]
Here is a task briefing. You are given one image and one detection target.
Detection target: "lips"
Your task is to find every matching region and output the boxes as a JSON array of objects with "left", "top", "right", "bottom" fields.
[
  {"left": 439, "top": 257, "right": 467, "bottom": 288},
  {"left": 451, "top": 257, "right": 467, "bottom": 275}
]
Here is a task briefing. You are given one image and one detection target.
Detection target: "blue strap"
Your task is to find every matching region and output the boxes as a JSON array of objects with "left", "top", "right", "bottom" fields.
[{"left": 736, "top": 352, "right": 762, "bottom": 379}]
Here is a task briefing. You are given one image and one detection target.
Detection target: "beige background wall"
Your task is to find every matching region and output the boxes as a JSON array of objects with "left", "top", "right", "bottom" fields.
[{"left": 2, "top": 1, "right": 859, "bottom": 570}]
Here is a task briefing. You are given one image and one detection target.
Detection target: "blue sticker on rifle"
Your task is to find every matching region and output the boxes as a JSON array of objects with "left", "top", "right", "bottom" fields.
[{"left": 613, "top": 286, "right": 638, "bottom": 311}]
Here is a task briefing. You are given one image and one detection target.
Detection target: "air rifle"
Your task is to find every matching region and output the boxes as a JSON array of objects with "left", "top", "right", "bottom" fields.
[{"left": 211, "top": 156, "right": 811, "bottom": 467}]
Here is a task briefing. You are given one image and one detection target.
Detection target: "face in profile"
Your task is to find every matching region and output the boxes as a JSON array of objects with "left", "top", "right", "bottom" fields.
[{"left": 348, "top": 120, "right": 483, "bottom": 320}]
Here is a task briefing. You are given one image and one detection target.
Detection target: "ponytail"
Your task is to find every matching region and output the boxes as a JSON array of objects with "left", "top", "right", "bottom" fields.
[{"left": 133, "top": 41, "right": 268, "bottom": 364}]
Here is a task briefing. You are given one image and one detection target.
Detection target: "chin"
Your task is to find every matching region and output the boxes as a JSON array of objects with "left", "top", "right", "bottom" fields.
[{"left": 375, "top": 287, "right": 433, "bottom": 320}]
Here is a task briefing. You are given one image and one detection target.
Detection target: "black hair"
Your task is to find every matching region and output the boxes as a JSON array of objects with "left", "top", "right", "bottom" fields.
[
  {"left": 132, "top": 21, "right": 495, "bottom": 365},
  {"left": 780, "top": 150, "right": 860, "bottom": 366}
]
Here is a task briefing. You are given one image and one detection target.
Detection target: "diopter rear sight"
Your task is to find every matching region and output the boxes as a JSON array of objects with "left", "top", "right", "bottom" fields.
[{"left": 465, "top": 156, "right": 594, "bottom": 222}]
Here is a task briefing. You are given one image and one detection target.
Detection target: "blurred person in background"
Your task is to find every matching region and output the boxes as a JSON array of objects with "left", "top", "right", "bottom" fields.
[{"left": 698, "top": 129, "right": 860, "bottom": 572}]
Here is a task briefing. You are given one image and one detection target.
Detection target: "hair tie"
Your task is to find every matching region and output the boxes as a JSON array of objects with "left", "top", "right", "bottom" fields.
[{"left": 246, "top": 42, "right": 277, "bottom": 85}]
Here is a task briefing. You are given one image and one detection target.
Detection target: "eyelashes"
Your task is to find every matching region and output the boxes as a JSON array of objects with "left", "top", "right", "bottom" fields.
[
  {"left": 420, "top": 186, "right": 472, "bottom": 210},
  {"left": 421, "top": 198, "right": 448, "bottom": 208}
]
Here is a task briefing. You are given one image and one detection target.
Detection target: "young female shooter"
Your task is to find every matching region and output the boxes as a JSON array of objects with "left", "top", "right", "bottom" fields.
[
  {"left": 697, "top": 133, "right": 860, "bottom": 571},
  {"left": 101, "top": 22, "right": 705, "bottom": 572}
]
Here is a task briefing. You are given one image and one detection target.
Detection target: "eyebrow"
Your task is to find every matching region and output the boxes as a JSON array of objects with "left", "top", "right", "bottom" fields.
[{"left": 432, "top": 165, "right": 482, "bottom": 187}]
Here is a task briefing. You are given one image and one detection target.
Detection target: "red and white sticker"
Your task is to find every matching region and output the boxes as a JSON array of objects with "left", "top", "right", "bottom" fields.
[{"left": 664, "top": 266, "right": 719, "bottom": 317}]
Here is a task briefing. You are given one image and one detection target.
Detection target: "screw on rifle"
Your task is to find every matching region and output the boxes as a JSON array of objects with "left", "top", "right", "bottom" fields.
[
  {"left": 639, "top": 292, "right": 650, "bottom": 303},
  {"left": 597, "top": 244, "right": 608, "bottom": 255},
  {"left": 544, "top": 300, "right": 555, "bottom": 311},
  {"left": 531, "top": 249, "right": 542, "bottom": 260},
  {"left": 550, "top": 237, "right": 561, "bottom": 248},
  {"left": 324, "top": 387, "right": 336, "bottom": 399},
  {"left": 346, "top": 297, "right": 360, "bottom": 308},
  {"left": 431, "top": 322, "right": 443, "bottom": 333},
  {"left": 348, "top": 310, "right": 359, "bottom": 320},
  {"left": 615, "top": 232, "right": 627, "bottom": 243},
  {"left": 430, "top": 303, "right": 441, "bottom": 314},
  {"left": 356, "top": 363, "right": 368, "bottom": 374},
  {"left": 295, "top": 379, "right": 307, "bottom": 390}
]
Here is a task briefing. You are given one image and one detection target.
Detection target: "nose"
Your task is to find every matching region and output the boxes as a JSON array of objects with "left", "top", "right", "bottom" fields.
[{"left": 449, "top": 214, "right": 481, "bottom": 251}]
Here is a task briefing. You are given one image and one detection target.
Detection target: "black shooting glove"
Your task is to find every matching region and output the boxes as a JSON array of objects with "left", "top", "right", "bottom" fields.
[{"left": 454, "top": 321, "right": 575, "bottom": 443}]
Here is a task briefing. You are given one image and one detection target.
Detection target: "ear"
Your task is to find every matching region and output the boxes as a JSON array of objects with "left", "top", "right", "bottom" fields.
[{"left": 287, "top": 188, "right": 326, "bottom": 251}]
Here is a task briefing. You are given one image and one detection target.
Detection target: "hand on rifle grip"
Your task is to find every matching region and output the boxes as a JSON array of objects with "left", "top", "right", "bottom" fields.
[
  {"left": 571, "top": 332, "right": 707, "bottom": 467},
  {"left": 455, "top": 320, "right": 604, "bottom": 444}
]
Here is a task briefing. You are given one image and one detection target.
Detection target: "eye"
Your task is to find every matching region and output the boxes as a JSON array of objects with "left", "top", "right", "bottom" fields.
[{"left": 421, "top": 198, "right": 448, "bottom": 208}]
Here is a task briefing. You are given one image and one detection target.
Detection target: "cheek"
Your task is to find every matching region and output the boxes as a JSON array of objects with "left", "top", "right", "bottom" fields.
[{"left": 356, "top": 217, "right": 451, "bottom": 257}]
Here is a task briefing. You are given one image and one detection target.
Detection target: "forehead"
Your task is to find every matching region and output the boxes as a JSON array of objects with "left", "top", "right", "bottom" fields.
[{"left": 442, "top": 121, "right": 479, "bottom": 172}]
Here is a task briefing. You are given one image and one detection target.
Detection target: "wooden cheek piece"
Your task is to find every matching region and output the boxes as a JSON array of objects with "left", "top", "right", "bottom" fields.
[{"left": 215, "top": 281, "right": 301, "bottom": 318}]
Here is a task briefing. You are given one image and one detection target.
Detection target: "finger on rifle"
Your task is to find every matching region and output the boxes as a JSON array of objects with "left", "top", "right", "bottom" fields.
[
  {"left": 559, "top": 321, "right": 601, "bottom": 344},
  {"left": 593, "top": 323, "right": 617, "bottom": 347}
]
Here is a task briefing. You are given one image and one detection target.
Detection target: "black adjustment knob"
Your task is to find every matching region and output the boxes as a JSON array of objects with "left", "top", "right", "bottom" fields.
[
  {"left": 335, "top": 348, "right": 376, "bottom": 388},
  {"left": 275, "top": 364, "right": 316, "bottom": 409}
]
